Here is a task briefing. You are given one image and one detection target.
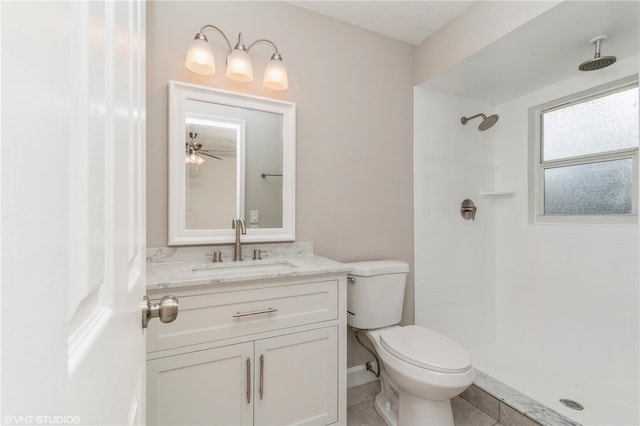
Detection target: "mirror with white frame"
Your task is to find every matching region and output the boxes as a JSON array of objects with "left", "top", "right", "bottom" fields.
[{"left": 168, "top": 80, "right": 296, "bottom": 245}]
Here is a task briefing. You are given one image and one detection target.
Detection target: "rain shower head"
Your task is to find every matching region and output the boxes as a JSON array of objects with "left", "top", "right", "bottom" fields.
[
  {"left": 461, "top": 113, "right": 499, "bottom": 131},
  {"left": 579, "top": 35, "right": 616, "bottom": 71}
]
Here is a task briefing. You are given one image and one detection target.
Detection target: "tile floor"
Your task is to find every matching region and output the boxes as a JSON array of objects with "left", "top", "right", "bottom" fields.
[{"left": 347, "top": 381, "right": 503, "bottom": 426}]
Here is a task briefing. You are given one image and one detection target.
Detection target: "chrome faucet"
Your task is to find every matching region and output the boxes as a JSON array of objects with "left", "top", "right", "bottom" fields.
[{"left": 231, "top": 218, "right": 247, "bottom": 261}]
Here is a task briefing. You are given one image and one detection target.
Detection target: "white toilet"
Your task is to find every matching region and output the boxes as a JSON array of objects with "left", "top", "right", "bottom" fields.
[{"left": 346, "top": 260, "right": 475, "bottom": 426}]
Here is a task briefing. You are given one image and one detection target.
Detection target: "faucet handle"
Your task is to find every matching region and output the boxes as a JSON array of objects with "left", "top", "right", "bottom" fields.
[{"left": 205, "top": 251, "right": 223, "bottom": 262}]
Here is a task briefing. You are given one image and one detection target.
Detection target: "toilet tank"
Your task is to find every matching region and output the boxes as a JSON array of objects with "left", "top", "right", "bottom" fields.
[{"left": 345, "top": 260, "right": 409, "bottom": 329}]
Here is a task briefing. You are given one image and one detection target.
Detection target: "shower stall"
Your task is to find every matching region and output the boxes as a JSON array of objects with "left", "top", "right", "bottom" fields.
[{"left": 413, "top": 2, "right": 639, "bottom": 425}]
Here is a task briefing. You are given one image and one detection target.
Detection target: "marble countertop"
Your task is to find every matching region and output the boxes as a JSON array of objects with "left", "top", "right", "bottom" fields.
[{"left": 146, "top": 243, "right": 351, "bottom": 290}]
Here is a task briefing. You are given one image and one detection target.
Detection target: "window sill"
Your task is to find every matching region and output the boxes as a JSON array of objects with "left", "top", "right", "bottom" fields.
[{"left": 534, "top": 214, "right": 638, "bottom": 226}]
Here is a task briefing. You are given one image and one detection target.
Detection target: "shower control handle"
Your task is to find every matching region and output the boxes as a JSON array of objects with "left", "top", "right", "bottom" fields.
[{"left": 460, "top": 199, "right": 477, "bottom": 221}]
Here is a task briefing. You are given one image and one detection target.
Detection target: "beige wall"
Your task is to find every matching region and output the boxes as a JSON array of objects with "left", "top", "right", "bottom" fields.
[
  {"left": 414, "top": 1, "right": 560, "bottom": 85},
  {"left": 147, "top": 1, "right": 415, "bottom": 367}
]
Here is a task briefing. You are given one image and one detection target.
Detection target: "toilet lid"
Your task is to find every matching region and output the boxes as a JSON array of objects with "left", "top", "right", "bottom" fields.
[{"left": 380, "top": 325, "right": 472, "bottom": 374}]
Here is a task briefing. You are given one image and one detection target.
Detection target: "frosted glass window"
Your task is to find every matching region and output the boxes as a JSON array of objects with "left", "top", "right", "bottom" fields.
[
  {"left": 535, "top": 81, "right": 638, "bottom": 221},
  {"left": 544, "top": 159, "right": 632, "bottom": 215},
  {"left": 543, "top": 87, "right": 638, "bottom": 161}
]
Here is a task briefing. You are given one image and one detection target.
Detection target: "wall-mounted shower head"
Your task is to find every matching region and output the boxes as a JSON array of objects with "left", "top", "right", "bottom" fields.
[
  {"left": 579, "top": 35, "right": 616, "bottom": 71},
  {"left": 460, "top": 113, "right": 499, "bottom": 131}
]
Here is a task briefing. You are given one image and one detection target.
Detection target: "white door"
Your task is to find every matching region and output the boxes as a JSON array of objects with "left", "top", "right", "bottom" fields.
[
  {"left": 1, "top": 1, "right": 147, "bottom": 424},
  {"left": 147, "top": 343, "right": 254, "bottom": 426}
]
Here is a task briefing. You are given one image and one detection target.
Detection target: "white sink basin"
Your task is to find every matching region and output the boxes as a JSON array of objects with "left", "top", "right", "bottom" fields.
[{"left": 191, "top": 259, "right": 298, "bottom": 276}]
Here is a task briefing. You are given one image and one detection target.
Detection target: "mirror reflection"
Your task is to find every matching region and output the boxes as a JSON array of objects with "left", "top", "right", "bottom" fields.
[
  {"left": 185, "top": 111, "right": 244, "bottom": 229},
  {"left": 168, "top": 81, "right": 295, "bottom": 245}
]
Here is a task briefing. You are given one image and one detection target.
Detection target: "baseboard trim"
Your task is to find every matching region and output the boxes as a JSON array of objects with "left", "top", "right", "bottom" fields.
[{"left": 347, "top": 364, "right": 378, "bottom": 388}]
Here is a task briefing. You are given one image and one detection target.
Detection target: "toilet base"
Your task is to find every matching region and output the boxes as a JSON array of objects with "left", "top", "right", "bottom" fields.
[
  {"left": 372, "top": 379, "right": 455, "bottom": 426},
  {"left": 372, "top": 369, "right": 399, "bottom": 426},
  {"left": 398, "top": 390, "right": 454, "bottom": 426},
  {"left": 373, "top": 392, "right": 397, "bottom": 426}
]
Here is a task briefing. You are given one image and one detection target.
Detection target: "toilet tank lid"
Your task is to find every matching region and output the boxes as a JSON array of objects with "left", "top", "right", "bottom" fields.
[{"left": 345, "top": 260, "right": 409, "bottom": 276}]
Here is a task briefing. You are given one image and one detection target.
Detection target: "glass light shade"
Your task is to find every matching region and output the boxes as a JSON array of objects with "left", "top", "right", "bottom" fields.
[
  {"left": 185, "top": 38, "right": 216, "bottom": 75},
  {"left": 186, "top": 151, "right": 205, "bottom": 165},
  {"left": 263, "top": 58, "right": 288, "bottom": 90},
  {"left": 226, "top": 49, "right": 253, "bottom": 82}
]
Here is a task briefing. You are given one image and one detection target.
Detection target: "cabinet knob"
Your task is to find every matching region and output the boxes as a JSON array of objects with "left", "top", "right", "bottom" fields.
[{"left": 142, "top": 295, "right": 179, "bottom": 328}]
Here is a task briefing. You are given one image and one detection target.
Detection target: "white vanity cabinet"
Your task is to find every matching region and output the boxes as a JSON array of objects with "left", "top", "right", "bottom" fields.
[
  {"left": 148, "top": 342, "right": 254, "bottom": 426},
  {"left": 146, "top": 273, "right": 347, "bottom": 426}
]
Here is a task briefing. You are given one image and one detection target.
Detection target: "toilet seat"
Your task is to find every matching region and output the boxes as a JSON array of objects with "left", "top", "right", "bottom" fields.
[{"left": 380, "top": 325, "right": 471, "bottom": 374}]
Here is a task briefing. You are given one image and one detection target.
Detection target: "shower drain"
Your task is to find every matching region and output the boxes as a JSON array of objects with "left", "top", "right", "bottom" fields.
[{"left": 559, "top": 399, "right": 584, "bottom": 411}]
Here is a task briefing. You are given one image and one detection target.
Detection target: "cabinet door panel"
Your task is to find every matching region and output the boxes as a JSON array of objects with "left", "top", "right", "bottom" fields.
[
  {"left": 147, "top": 343, "right": 254, "bottom": 426},
  {"left": 255, "top": 327, "right": 338, "bottom": 426}
]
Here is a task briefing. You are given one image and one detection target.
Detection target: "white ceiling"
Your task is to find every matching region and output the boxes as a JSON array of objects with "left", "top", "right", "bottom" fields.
[
  {"left": 423, "top": 0, "right": 640, "bottom": 104},
  {"left": 290, "top": 1, "right": 639, "bottom": 105},
  {"left": 290, "top": 1, "right": 472, "bottom": 45}
]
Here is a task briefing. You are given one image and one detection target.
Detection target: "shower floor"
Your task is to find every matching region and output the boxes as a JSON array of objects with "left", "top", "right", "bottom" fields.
[{"left": 471, "top": 343, "right": 639, "bottom": 426}]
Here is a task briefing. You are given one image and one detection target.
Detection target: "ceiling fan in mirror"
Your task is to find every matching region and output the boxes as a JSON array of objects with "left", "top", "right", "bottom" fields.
[{"left": 185, "top": 132, "right": 223, "bottom": 165}]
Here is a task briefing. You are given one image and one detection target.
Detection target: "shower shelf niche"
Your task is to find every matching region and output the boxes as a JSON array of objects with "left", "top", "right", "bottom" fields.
[{"left": 480, "top": 190, "right": 516, "bottom": 197}]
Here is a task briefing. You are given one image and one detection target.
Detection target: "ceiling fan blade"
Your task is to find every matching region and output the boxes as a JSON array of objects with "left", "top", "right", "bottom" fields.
[{"left": 200, "top": 152, "right": 223, "bottom": 160}]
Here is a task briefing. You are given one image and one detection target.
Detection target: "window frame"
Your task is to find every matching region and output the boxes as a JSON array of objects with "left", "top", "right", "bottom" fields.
[{"left": 530, "top": 77, "right": 639, "bottom": 225}]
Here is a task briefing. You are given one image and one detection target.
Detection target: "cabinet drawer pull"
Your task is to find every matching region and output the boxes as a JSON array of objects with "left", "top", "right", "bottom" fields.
[
  {"left": 259, "top": 354, "right": 264, "bottom": 400},
  {"left": 246, "top": 358, "right": 251, "bottom": 404},
  {"left": 232, "top": 307, "right": 278, "bottom": 318}
]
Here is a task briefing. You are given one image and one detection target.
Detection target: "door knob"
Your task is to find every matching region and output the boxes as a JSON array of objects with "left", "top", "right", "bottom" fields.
[{"left": 142, "top": 295, "right": 179, "bottom": 328}]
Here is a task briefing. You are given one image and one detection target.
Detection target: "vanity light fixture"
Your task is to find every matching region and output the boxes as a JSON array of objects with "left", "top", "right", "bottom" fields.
[{"left": 185, "top": 24, "right": 288, "bottom": 91}]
